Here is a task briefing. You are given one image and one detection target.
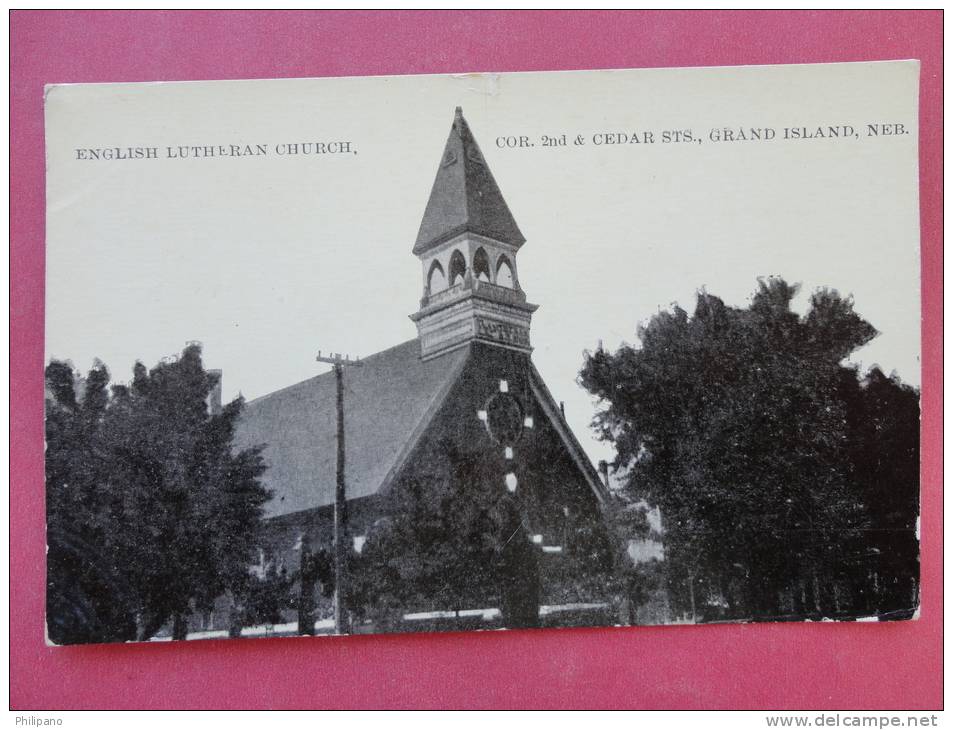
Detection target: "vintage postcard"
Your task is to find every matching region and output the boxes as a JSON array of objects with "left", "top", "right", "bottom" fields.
[{"left": 43, "top": 62, "right": 920, "bottom": 644}]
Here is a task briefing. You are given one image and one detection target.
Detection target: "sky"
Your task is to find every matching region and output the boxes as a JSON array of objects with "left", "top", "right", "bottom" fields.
[{"left": 45, "top": 62, "right": 921, "bottom": 466}]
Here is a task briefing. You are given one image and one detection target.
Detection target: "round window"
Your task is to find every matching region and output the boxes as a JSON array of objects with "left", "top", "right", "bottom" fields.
[{"left": 484, "top": 392, "right": 524, "bottom": 445}]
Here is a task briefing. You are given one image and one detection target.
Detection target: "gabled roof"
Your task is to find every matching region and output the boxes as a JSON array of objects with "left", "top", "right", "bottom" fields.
[
  {"left": 413, "top": 107, "right": 526, "bottom": 255},
  {"left": 234, "top": 339, "right": 469, "bottom": 518},
  {"left": 528, "top": 362, "right": 609, "bottom": 506}
]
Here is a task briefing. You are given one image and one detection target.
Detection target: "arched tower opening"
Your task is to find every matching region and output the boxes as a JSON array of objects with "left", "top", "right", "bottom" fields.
[
  {"left": 428, "top": 260, "right": 447, "bottom": 294},
  {"left": 496, "top": 255, "right": 515, "bottom": 288},
  {"left": 449, "top": 250, "right": 467, "bottom": 286},
  {"left": 473, "top": 247, "right": 491, "bottom": 283}
]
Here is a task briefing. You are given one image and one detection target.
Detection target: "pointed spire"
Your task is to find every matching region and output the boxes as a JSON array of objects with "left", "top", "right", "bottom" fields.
[{"left": 413, "top": 107, "right": 526, "bottom": 255}]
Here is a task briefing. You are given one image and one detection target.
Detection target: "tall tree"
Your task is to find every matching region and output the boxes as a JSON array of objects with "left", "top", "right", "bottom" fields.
[
  {"left": 839, "top": 366, "right": 920, "bottom": 618},
  {"left": 46, "top": 360, "right": 137, "bottom": 644},
  {"left": 45, "top": 345, "right": 271, "bottom": 643},
  {"left": 580, "top": 278, "right": 917, "bottom": 620}
]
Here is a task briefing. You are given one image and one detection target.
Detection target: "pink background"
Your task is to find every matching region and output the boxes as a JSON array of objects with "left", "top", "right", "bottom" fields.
[{"left": 10, "top": 10, "right": 942, "bottom": 710}]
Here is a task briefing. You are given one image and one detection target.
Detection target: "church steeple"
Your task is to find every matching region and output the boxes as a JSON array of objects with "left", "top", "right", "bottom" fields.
[
  {"left": 413, "top": 107, "right": 525, "bottom": 255},
  {"left": 410, "top": 108, "right": 537, "bottom": 361}
]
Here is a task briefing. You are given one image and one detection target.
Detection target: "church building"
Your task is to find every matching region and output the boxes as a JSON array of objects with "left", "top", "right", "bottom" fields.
[{"left": 233, "top": 108, "right": 614, "bottom": 632}]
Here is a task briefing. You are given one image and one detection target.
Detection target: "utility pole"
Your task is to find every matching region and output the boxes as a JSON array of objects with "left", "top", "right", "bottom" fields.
[{"left": 316, "top": 350, "right": 363, "bottom": 635}]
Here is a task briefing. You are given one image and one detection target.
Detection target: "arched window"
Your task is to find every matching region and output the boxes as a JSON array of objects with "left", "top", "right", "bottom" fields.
[
  {"left": 428, "top": 260, "right": 446, "bottom": 293},
  {"left": 473, "top": 247, "right": 491, "bottom": 282},
  {"left": 449, "top": 250, "right": 467, "bottom": 286},
  {"left": 496, "top": 255, "right": 515, "bottom": 288}
]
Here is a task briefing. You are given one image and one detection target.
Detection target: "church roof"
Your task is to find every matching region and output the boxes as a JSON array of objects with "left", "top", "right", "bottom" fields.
[
  {"left": 234, "top": 339, "right": 469, "bottom": 518},
  {"left": 413, "top": 107, "right": 526, "bottom": 255}
]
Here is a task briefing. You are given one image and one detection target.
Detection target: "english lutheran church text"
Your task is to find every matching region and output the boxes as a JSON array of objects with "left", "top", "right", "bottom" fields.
[{"left": 75, "top": 141, "right": 355, "bottom": 160}]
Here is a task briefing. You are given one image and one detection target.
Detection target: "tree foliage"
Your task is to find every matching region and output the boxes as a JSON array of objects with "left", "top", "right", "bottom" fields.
[
  {"left": 350, "top": 445, "right": 542, "bottom": 629},
  {"left": 45, "top": 345, "right": 271, "bottom": 643},
  {"left": 579, "top": 278, "right": 919, "bottom": 620},
  {"left": 242, "top": 565, "right": 296, "bottom": 630}
]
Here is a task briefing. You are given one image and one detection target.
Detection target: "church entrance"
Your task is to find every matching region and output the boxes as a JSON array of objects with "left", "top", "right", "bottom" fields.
[{"left": 498, "top": 517, "right": 541, "bottom": 629}]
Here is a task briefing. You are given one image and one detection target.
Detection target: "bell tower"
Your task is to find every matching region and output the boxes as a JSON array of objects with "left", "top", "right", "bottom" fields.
[{"left": 410, "top": 107, "right": 538, "bottom": 361}]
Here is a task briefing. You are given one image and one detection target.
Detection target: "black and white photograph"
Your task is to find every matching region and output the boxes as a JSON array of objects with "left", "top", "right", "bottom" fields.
[{"left": 43, "top": 62, "right": 921, "bottom": 645}]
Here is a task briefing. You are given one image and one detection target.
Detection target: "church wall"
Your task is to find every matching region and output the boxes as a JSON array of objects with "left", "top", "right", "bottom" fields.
[
  {"left": 384, "top": 342, "right": 615, "bottom": 614},
  {"left": 260, "top": 496, "right": 384, "bottom": 574}
]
